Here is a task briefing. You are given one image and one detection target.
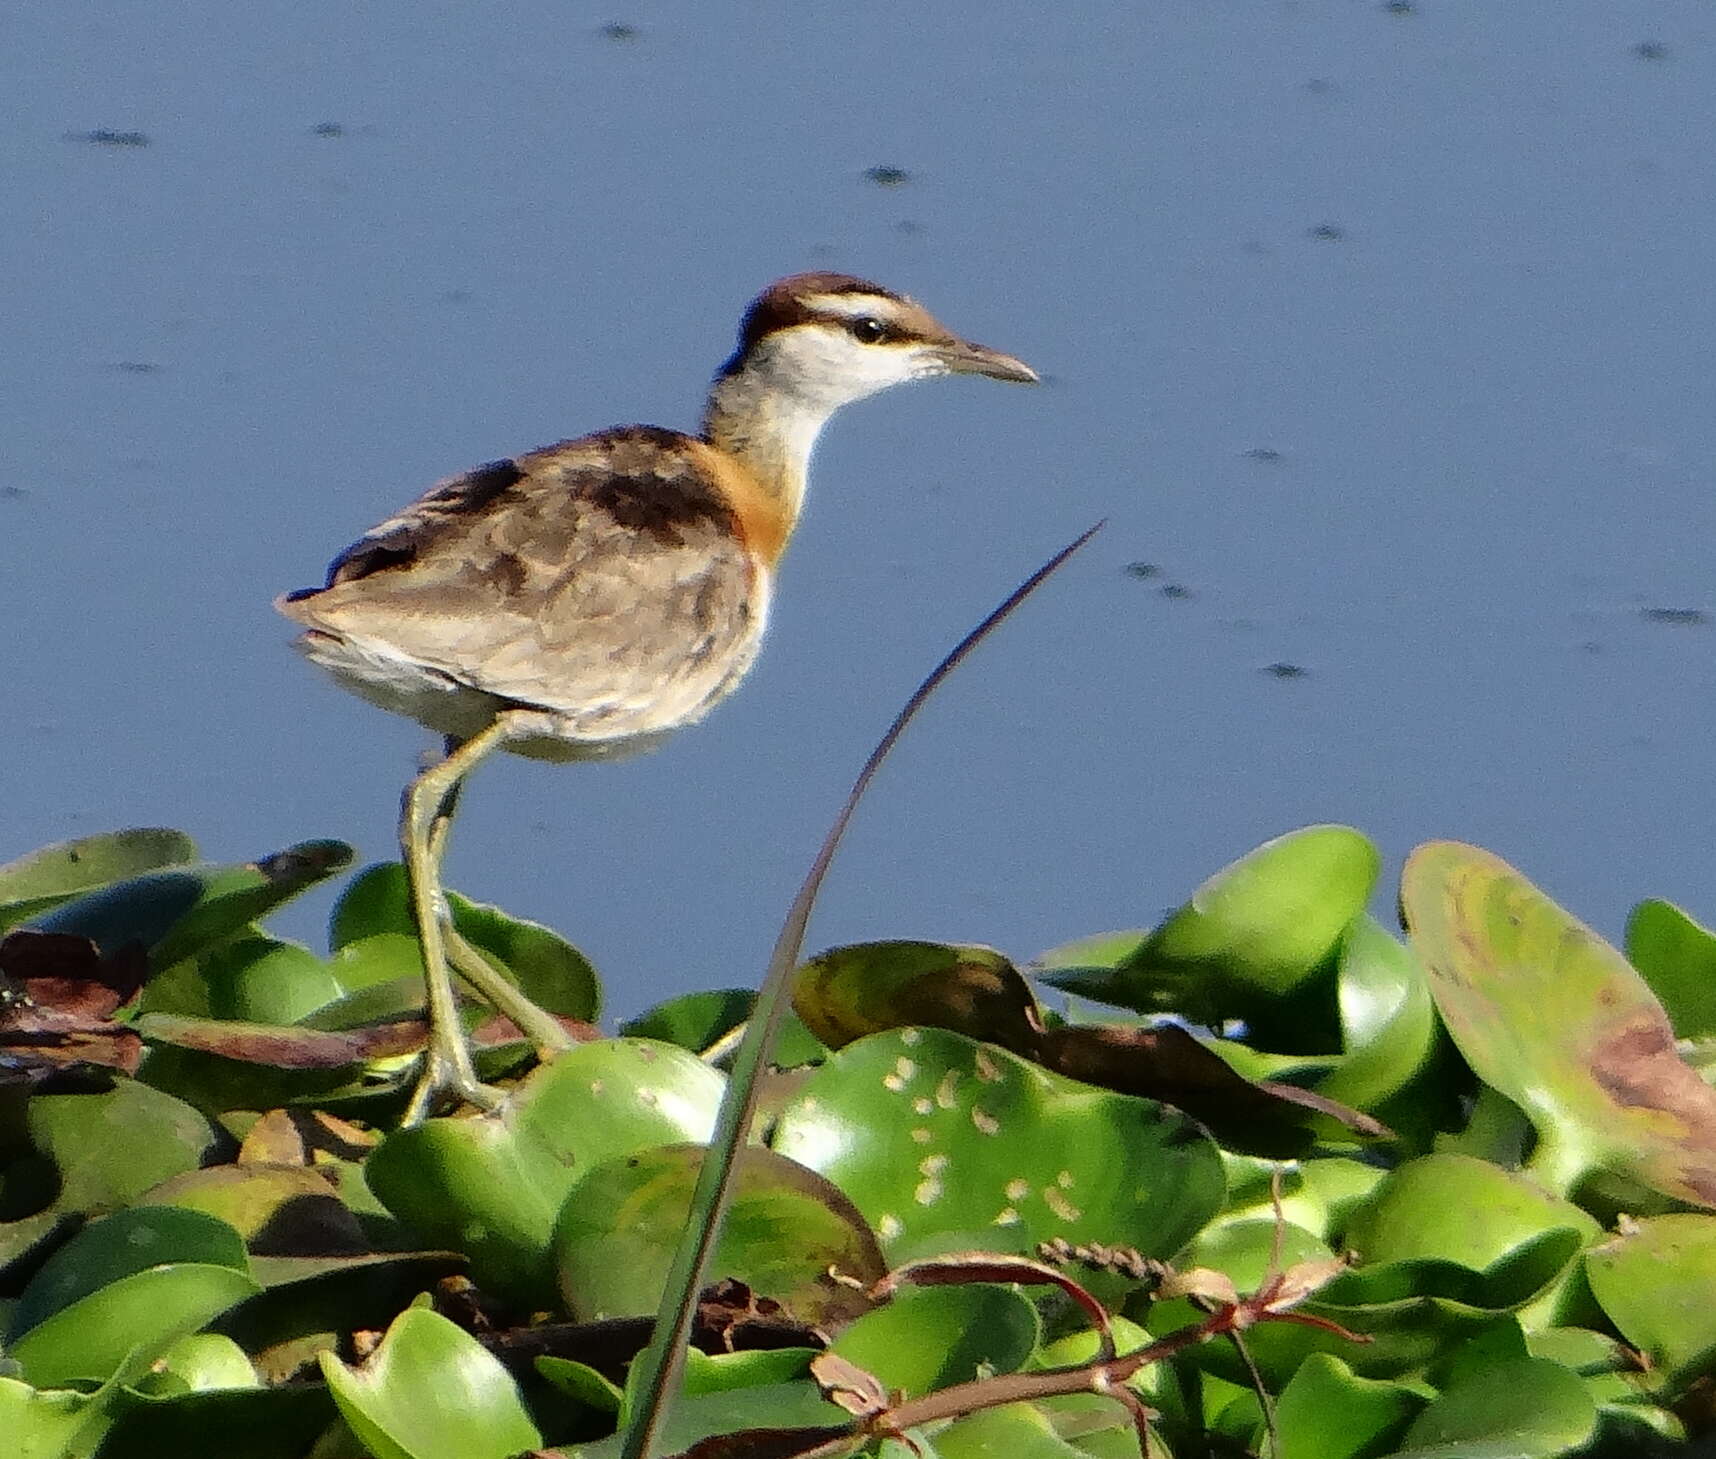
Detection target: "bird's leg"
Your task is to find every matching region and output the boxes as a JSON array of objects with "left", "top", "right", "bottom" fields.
[
  {"left": 399, "top": 718, "right": 516, "bottom": 1122},
  {"left": 421, "top": 739, "right": 576, "bottom": 1063}
]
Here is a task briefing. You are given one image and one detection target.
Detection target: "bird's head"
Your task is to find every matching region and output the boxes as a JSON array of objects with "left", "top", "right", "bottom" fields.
[{"left": 717, "top": 272, "right": 1038, "bottom": 414}]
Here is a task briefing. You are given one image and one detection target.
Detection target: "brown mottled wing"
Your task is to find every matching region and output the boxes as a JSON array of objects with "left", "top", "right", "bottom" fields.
[{"left": 285, "top": 427, "right": 761, "bottom": 739}]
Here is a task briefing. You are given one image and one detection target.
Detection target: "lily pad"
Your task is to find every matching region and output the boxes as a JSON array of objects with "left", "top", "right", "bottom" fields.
[
  {"left": 320, "top": 1306, "right": 541, "bottom": 1459},
  {"left": 1401, "top": 841, "right": 1716, "bottom": 1206},
  {"left": 771, "top": 1027, "right": 1224, "bottom": 1263},
  {"left": 554, "top": 1144, "right": 885, "bottom": 1324}
]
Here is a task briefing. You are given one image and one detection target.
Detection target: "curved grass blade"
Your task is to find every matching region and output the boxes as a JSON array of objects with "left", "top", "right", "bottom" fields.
[{"left": 618, "top": 522, "right": 1102, "bottom": 1459}]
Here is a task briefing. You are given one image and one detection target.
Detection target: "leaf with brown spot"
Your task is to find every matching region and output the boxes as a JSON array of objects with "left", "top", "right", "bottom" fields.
[
  {"left": 238, "top": 1107, "right": 380, "bottom": 1166},
  {"left": 0, "top": 928, "right": 147, "bottom": 1017},
  {"left": 1401, "top": 840, "right": 1716, "bottom": 1207},
  {"left": 136, "top": 1011, "right": 426, "bottom": 1068},
  {"left": 1040, "top": 1021, "right": 1387, "bottom": 1156},
  {"left": 792, "top": 940, "right": 1043, "bottom": 1053}
]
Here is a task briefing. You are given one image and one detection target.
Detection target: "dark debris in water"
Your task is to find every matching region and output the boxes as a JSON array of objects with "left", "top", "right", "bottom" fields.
[
  {"left": 105, "top": 362, "right": 160, "bottom": 375},
  {"left": 1634, "top": 41, "right": 1670, "bottom": 61},
  {"left": 311, "top": 122, "right": 345, "bottom": 138},
  {"left": 599, "top": 22, "right": 641, "bottom": 42},
  {"left": 69, "top": 129, "right": 151, "bottom": 148},
  {"left": 1160, "top": 583, "right": 1194, "bottom": 601},
  {"left": 1262, "top": 662, "right": 1310, "bottom": 680},
  {"left": 1123, "top": 562, "right": 1161, "bottom": 581},
  {"left": 1641, "top": 607, "right": 1708, "bottom": 627},
  {"left": 863, "top": 165, "right": 913, "bottom": 188},
  {"left": 1243, "top": 447, "right": 1285, "bottom": 464},
  {"left": 1308, "top": 222, "right": 1346, "bottom": 242},
  {"left": 1382, "top": 0, "right": 1415, "bottom": 14}
]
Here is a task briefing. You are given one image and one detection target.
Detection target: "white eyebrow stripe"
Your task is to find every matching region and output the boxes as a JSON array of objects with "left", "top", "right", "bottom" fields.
[{"left": 802, "top": 292, "right": 906, "bottom": 321}]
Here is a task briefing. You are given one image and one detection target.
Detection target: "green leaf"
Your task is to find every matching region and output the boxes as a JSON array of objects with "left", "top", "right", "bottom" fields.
[
  {"left": 831, "top": 1283, "right": 1039, "bottom": 1398},
  {"left": 1395, "top": 1356, "right": 1596, "bottom": 1457},
  {"left": 1626, "top": 898, "right": 1716, "bottom": 1039},
  {"left": 28, "top": 1078, "right": 223, "bottom": 1215},
  {"left": 9, "top": 1263, "right": 261, "bottom": 1388},
  {"left": 319, "top": 1306, "right": 541, "bottom": 1459},
  {"left": 772, "top": 1027, "right": 1224, "bottom": 1264},
  {"left": 366, "top": 1038, "right": 723, "bottom": 1306},
  {"left": 0, "top": 1374, "right": 114, "bottom": 1459},
  {"left": 9, "top": 1206, "right": 248, "bottom": 1340},
  {"left": 1344, "top": 1153, "right": 1599, "bottom": 1270},
  {"left": 202, "top": 937, "right": 345, "bottom": 1025},
  {"left": 0, "top": 829, "right": 199, "bottom": 929},
  {"left": 329, "top": 863, "right": 598, "bottom": 1019},
  {"left": 1048, "top": 825, "right": 1378, "bottom": 1039},
  {"left": 1401, "top": 841, "right": 1716, "bottom": 1206},
  {"left": 933, "top": 1402, "right": 1090, "bottom": 1458},
  {"left": 554, "top": 1144, "right": 885, "bottom": 1324},
  {"left": 1317, "top": 914, "right": 1441, "bottom": 1111},
  {"left": 1273, "top": 1353, "right": 1424, "bottom": 1459},
  {"left": 33, "top": 842, "right": 353, "bottom": 972},
  {"left": 1584, "top": 1212, "right": 1716, "bottom": 1387}
]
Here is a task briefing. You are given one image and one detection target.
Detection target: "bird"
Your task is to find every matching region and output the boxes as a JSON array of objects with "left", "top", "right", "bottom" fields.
[{"left": 277, "top": 272, "right": 1038, "bottom": 1119}]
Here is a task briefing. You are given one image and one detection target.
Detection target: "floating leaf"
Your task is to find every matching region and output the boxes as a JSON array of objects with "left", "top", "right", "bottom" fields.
[
  {"left": 1316, "top": 914, "right": 1444, "bottom": 1119},
  {"left": 329, "top": 862, "right": 599, "bottom": 1020},
  {"left": 0, "top": 829, "right": 199, "bottom": 930},
  {"left": 772, "top": 1027, "right": 1224, "bottom": 1264},
  {"left": 1274, "top": 1353, "right": 1423, "bottom": 1459},
  {"left": 1047, "top": 825, "right": 1378, "bottom": 1039},
  {"left": 366, "top": 1038, "right": 723, "bottom": 1306},
  {"left": 831, "top": 1283, "right": 1039, "bottom": 1398},
  {"left": 1395, "top": 1355, "right": 1596, "bottom": 1457},
  {"left": 9, "top": 1262, "right": 261, "bottom": 1388},
  {"left": 28, "top": 1077, "right": 223, "bottom": 1215},
  {"left": 137, "top": 1011, "right": 423, "bottom": 1068},
  {"left": 794, "top": 941, "right": 1042, "bottom": 1052},
  {"left": 320, "top": 1306, "right": 541, "bottom": 1459},
  {"left": 1626, "top": 898, "right": 1716, "bottom": 1039},
  {"left": 1401, "top": 841, "right": 1716, "bottom": 1206},
  {"left": 556, "top": 1145, "right": 885, "bottom": 1325},
  {"left": 1584, "top": 1212, "right": 1716, "bottom": 1387}
]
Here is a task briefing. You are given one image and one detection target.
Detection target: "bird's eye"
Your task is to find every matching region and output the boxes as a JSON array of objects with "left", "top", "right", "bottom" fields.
[{"left": 848, "top": 316, "right": 888, "bottom": 344}]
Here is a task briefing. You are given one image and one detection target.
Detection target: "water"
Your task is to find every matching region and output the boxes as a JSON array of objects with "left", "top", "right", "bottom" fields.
[{"left": 6, "top": 3, "right": 1713, "bottom": 1017}]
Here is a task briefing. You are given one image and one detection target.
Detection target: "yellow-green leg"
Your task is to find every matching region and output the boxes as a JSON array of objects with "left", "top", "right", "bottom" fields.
[{"left": 399, "top": 717, "right": 516, "bottom": 1122}]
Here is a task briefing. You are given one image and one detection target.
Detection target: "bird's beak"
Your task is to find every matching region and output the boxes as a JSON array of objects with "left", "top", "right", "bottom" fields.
[{"left": 935, "top": 338, "right": 1040, "bottom": 384}]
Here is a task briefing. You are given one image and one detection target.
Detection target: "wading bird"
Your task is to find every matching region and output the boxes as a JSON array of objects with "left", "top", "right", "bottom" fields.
[{"left": 278, "top": 273, "right": 1037, "bottom": 1118}]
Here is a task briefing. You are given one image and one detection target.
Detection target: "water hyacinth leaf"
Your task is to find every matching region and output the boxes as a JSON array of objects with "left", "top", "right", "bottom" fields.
[
  {"left": 555, "top": 1144, "right": 885, "bottom": 1324},
  {"left": 1032, "top": 927, "right": 1151, "bottom": 978},
  {"left": 201, "top": 937, "right": 344, "bottom": 1026},
  {"left": 1395, "top": 1356, "right": 1596, "bottom": 1457},
  {"left": 0, "top": 1375, "right": 110, "bottom": 1459},
  {"left": 1344, "top": 1154, "right": 1599, "bottom": 1270},
  {"left": 134, "top": 1165, "right": 368, "bottom": 1256},
  {"left": 1316, "top": 914, "right": 1441, "bottom": 1112},
  {"left": 137, "top": 1011, "right": 423, "bottom": 1069},
  {"left": 329, "top": 863, "right": 598, "bottom": 1019},
  {"left": 1048, "top": 825, "right": 1379, "bottom": 1031},
  {"left": 9, "top": 1262, "right": 262, "bottom": 1388},
  {"left": 320, "top": 1306, "right": 541, "bottom": 1459},
  {"left": 131, "top": 1332, "right": 260, "bottom": 1394},
  {"left": 366, "top": 1038, "right": 723, "bottom": 1306},
  {"left": 1626, "top": 899, "right": 1716, "bottom": 1039},
  {"left": 1401, "top": 841, "right": 1716, "bottom": 1206},
  {"left": 28, "top": 1078, "right": 223, "bottom": 1215},
  {"left": 1273, "top": 1353, "right": 1424, "bottom": 1459},
  {"left": 1584, "top": 1212, "right": 1716, "bottom": 1385},
  {"left": 793, "top": 941, "right": 1042, "bottom": 1052},
  {"left": 772, "top": 1027, "right": 1224, "bottom": 1263},
  {"left": 620, "top": 988, "right": 828, "bottom": 1068},
  {"left": 830, "top": 1283, "right": 1039, "bottom": 1399},
  {"left": 9, "top": 1206, "right": 248, "bottom": 1340},
  {"left": 32, "top": 842, "right": 353, "bottom": 971},
  {"left": 933, "top": 1402, "right": 1091, "bottom": 1459},
  {"left": 0, "top": 828, "right": 199, "bottom": 930},
  {"left": 92, "top": 1384, "right": 335, "bottom": 1459}
]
